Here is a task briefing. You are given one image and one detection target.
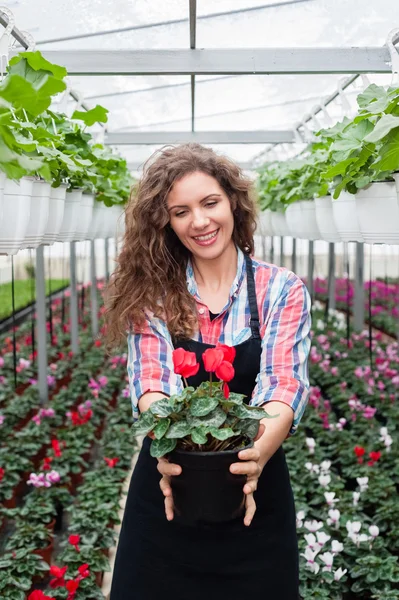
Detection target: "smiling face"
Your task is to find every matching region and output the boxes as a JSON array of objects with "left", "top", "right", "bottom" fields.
[{"left": 166, "top": 171, "right": 235, "bottom": 261}]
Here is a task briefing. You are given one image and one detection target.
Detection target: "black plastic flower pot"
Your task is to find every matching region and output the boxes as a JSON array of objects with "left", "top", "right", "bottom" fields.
[{"left": 169, "top": 440, "right": 253, "bottom": 525}]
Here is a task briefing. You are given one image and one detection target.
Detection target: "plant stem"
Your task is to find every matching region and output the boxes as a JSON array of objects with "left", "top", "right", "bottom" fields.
[{"left": 209, "top": 372, "right": 212, "bottom": 396}]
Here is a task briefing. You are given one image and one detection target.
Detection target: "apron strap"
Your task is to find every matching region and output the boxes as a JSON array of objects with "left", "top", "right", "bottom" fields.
[{"left": 244, "top": 253, "right": 261, "bottom": 339}]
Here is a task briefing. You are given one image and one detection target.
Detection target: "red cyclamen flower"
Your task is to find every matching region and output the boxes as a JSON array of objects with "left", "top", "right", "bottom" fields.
[
  {"left": 28, "top": 591, "right": 55, "bottom": 600},
  {"left": 172, "top": 348, "right": 200, "bottom": 379},
  {"left": 69, "top": 534, "right": 81, "bottom": 552},
  {"left": 0, "top": 467, "right": 5, "bottom": 481},
  {"left": 215, "top": 360, "right": 235, "bottom": 383},
  {"left": 202, "top": 348, "right": 224, "bottom": 372},
  {"left": 77, "top": 563, "right": 90, "bottom": 578},
  {"left": 105, "top": 457, "right": 119, "bottom": 468},
  {"left": 216, "top": 343, "right": 236, "bottom": 364}
]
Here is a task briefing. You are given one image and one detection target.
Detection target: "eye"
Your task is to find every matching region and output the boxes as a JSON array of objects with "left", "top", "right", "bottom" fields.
[
  {"left": 205, "top": 201, "right": 217, "bottom": 208},
  {"left": 175, "top": 210, "right": 187, "bottom": 217}
]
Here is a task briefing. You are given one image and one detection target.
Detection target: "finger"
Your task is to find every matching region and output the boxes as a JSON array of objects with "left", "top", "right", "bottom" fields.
[
  {"left": 237, "top": 448, "right": 261, "bottom": 461},
  {"left": 159, "top": 476, "right": 172, "bottom": 497},
  {"left": 244, "top": 493, "right": 256, "bottom": 527},
  {"left": 243, "top": 477, "right": 258, "bottom": 495},
  {"left": 254, "top": 423, "right": 265, "bottom": 442},
  {"left": 157, "top": 460, "right": 182, "bottom": 477},
  {"left": 230, "top": 460, "right": 260, "bottom": 476},
  {"left": 165, "top": 495, "right": 174, "bottom": 521}
]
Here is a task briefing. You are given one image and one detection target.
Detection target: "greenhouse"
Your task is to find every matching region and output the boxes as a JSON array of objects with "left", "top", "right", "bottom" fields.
[{"left": 0, "top": 0, "right": 399, "bottom": 598}]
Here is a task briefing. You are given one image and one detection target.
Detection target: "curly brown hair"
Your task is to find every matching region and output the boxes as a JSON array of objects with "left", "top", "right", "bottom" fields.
[{"left": 104, "top": 143, "right": 258, "bottom": 349}]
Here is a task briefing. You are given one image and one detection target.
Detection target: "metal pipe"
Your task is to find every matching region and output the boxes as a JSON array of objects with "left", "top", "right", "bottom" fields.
[
  {"left": 354, "top": 242, "right": 365, "bottom": 332},
  {"left": 328, "top": 243, "right": 336, "bottom": 311},
  {"left": 69, "top": 242, "right": 79, "bottom": 353},
  {"left": 90, "top": 240, "right": 99, "bottom": 337},
  {"left": 307, "top": 241, "right": 314, "bottom": 302},
  {"left": 35, "top": 246, "right": 48, "bottom": 404}
]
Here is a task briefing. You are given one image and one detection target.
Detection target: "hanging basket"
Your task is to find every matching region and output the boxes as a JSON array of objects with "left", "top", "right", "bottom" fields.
[
  {"left": 271, "top": 211, "right": 291, "bottom": 237},
  {"left": 355, "top": 181, "right": 399, "bottom": 245},
  {"left": 74, "top": 193, "right": 94, "bottom": 241},
  {"left": 258, "top": 210, "right": 274, "bottom": 236},
  {"left": 96, "top": 205, "right": 113, "bottom": 239},
  {"left": 314, "top": 195, "right": 341, "bottom": 243},
  {"left": 42, "top": 184, "right": 67, "bottom": 245},
  {"left": 87, "top": 201, "right": 108, "bottom": 240},
  {"left": 298, "top": 200, "right": 321, "bottom": 240},
  {"left": 21, "top": 180, "right": 51, "bottom": 249},
  {"left": 56, "top": 189, "right": 83, "bottom": 243},
  {"left": 0, "top": 176, "right": 33, "bottom": 255},
  {"left": 285, "top": 202, "right": 302, "bottom": 238},
  {"left": 106, "top": 205, "right": 125, "bottom": 239},
  {"left": 332, "top": 191, "right": 364, "bottom": 243}
]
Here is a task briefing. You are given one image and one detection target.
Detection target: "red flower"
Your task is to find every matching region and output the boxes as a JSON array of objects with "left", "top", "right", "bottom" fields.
[
  {"left": 50, "top": 565, "right": 68, "bottom": 579},
  {"left": 52, "top": 439, "right": 62, "bottom": 457},
  {"left": 354, "top": 446, "right": 365, "bottom": 457},
  {"left": 105, "top": 457, "right": 119, "bottom": 468},
  {"left": 172, "top": 348, "right": 200, "bottom": 379},
  {"left": 202, "top": 348, "right": 224, "bottom": 372},
  {"left": 0, "top": 467, "right": 5, "bottom": 482},
  {"left": 215, "top": 361, "right": 235, "bottom": 383},
  {"left": 66, "top": 578, "right": 80, "bottom": 596},
  {"left": 43, "top": 457, "right": 53, "bottom": 470},
  {"left": 69, "top": 534, "right": 81, "bottom": 552},
  {"left": 77, "top": 563, "right": 90, "bottom": 579},
  {"left": 222, "top": 382, "right": 230, "bottom": 399},
  {"left": 369, "top": 451, "right": 382, "bottom": 462},
  {"left": 216, "top": 343, "right": 236, "bottom": 364},
  {"left": 94, "top": 339, "right": 102, "bottom": 347},
  {"left": 28, "top": 592, "right": 55, "bottom": 600}
]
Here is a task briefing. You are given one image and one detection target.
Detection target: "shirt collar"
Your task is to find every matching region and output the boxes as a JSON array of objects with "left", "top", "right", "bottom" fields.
[{"left": 186, "top": 246, "right": 246, "bottom": 303}]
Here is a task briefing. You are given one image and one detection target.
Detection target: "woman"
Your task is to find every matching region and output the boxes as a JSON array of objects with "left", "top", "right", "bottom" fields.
[{"left": 106, "top": 143, "right": 311, "bottom": 600}]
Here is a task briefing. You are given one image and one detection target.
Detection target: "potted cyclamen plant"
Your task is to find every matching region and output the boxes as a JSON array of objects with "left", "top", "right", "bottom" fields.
[{"left": 131, "top": 345, "right": 278, "bottom": 523}]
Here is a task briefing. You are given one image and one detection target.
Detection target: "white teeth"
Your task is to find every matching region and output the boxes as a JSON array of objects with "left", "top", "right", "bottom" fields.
[{"left": 193, "top": 230, "right": 218, "bottom": 241}]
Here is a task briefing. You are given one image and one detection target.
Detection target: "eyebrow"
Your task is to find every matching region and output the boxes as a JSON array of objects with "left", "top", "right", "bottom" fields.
[{"left": 168, "top": 194, "right": 221, "bottom": 211}]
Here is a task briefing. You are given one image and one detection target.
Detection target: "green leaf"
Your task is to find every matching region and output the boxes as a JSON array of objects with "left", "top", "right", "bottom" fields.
[
  {"left": 8, "top": 51, "right": 67, "bottom": 80},
  {"left": 188, "top": 406, "right": 227, "bottom": 429},
  {"left": 165, "top": 421, "right": 192, "bottom": 439},
  {"left": 153, "top": 418, "right": 171, "bottom": 440},
  {"left": 238, "top": 419, "right": 260, "bottom": 438},
  {"left": 149, "top": 398, "right": 175, "bottom": 418},
  {"left": 365, "top": 114, "right": 399, "bottom": 143},
  {"left": 150, "top": 437, "right": 177, "bottom": 458},
  {"left": 208, "top": 427, "right": 236, "bottom": 440},
  {"left": 189, "top": 395, "right": 219, "bottom": 417},
  {"left": 231, "top": 404, "right": 271, "bottom": 420},
  {"left": 372, "top": 128, "right": 399, "bottom": 172},
  {"left": 191, "top": 428, "right": 208, "bottom": 445},
  {"left": 72, "top": 105, "right": 109, "bottom": 126},
  {"left": 130, "top": 411, "right": 155, "bottom": 436}
]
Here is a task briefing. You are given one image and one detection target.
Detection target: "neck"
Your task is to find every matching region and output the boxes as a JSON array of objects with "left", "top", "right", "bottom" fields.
[{"left": 192, "top": 242, "right": 238, "bottom": 292}]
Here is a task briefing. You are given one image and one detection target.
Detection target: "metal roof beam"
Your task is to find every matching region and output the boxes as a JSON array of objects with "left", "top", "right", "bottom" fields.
[
  {"left": 190, "top": 0, "right": 197, "bottom": 134},
  {"left": 20, "top": 47, "right": 393, "bottom": 75},
  {"left": 128, "top": 160, "right": 255, "bottom": 171},
  {"left": 105, "top": 131, "right": 295, "bottom": 145}
]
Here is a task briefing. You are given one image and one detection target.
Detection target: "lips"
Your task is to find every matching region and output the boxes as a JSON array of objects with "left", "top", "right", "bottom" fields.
[{"left": 192, "top": 228, "right": 220, "bottom": 246}]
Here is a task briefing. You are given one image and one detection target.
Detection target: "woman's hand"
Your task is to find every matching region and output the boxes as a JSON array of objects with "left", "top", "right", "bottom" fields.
[
  {"left": 157, "top": 456, "right": 182, "bottom": 521},
  {"left": 229, "top": 424, "right": 266, "bottom": 527}
]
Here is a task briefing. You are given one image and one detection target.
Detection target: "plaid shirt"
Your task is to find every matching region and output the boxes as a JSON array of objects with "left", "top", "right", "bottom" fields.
[{"left": 127, "top": 247, "right": 312, "bottom": 436}]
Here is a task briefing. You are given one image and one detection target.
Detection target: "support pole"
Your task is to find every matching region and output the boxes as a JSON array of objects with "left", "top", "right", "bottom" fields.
[
  {"left": 104, "top": 238, "right": 110, "bottom": 282},
  {"left": 328, "top": 243, "right": 336, "bottom": 311},
  {"left": 35, "top": 246, "right": 48, "bottom": 404},
  {"left": 90, "top": 240, "right": 99, "bottom": 337},
  {"left": 280, "top": 236, "right": 284, "bottom": 268},
  {"left": 292, "top": 238, "right": 297, "bottom": 273},
  {"left": 270, "top": 236, "right": 275, "bottom": 264},
  {"left": 261, "top": 234, "right": 266, "bottom": 261},
  {"left": 307, "top": 240, "right": 314, "bottom": 302},
  {"left": 354, "top": 242, "right": 365, "bottom": 332},
  {"left": 69, "top": 242, "right": 79, "bottom": 353}
]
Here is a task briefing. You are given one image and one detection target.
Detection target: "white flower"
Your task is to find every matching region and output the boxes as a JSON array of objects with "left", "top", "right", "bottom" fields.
[
  {"left": 369, "top": 525, "right": 379, "bottom": 538},
  {"left": 316, "top": 531, "right": 331, "bottom": 546},
  {"left": 324, "top": 492, "right": 339, "bottom": 506},
  {"left": 383, "top": 435, "right": 393, "bottom": 451},
  {"left": 304, "top": 533, "right": 319, "bottom": 550},
  {"left": 331, "top": 540, "right": 344, "bottom": 554},
  {"left": 353, "top": 491, "right": 361, "bottom": 507},
  {"left": 319, "top": 474, "right": 331, "bottom": 488},
  {"left": 319, "top": 552, "right": 334, "bottom": 571},
  {"left": 358, "top": 533, "right": 369, "bottom": 544},
  {"left": 296, "top": 510, "right": 306, "bottom": 528},
  {"left": 379, "top": 427, "right": 388, "bottom": 437},
  {"left": 301, "top": 547, "right": 320, "bottom": 574},
  {"left": 304, "top": 520, "right": 324, "bottom": 532},
  {"left": 334, "top": 567, "right": 347, "bottom": 581},
  {"left": 305, "top": 462, "right": 314, "bottom": 472},
  {"left": 306, "top": 438, "right": 316, "bottom": 454},
  {"left": 356, "top": 477, "right": 369, "bottom": 492},
  {"left": 320, "top": 460, "right": 331, "bottom": 472},
  {"left": 316, "top": 319, "right": 325, "bottom": 330},
  {"left": 346, "top": 520, "right": 362, "bottom": 535}
]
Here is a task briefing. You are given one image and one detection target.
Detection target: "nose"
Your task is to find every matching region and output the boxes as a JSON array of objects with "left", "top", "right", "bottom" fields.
[{"left": 191, "top": 209, "right": 210, "bottom": 230}]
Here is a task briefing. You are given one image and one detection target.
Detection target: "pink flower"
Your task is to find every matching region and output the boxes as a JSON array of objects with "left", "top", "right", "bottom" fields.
[
  {"left": 47, "top": 375, "right": 56, "bottom": 387},
  {"left": 122, "top": 387, "right": 130, "bottom": 398},
  {"left": 0, "top": 357, "right": 4, "bottom": 367},
  {"left": 0, "top": 415, "right": 5, "bottom": 426},
  {"left": 45, "top": 470, "right": 61, "bottom": 484}
]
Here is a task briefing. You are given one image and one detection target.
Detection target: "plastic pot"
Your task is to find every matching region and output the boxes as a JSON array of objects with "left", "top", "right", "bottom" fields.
[
  {"left": 332, "top": 191, "right": 363, "bottom": 243},
  {"left": 169, "top": 440, "right": 253, "bottom": 524},
  {"left": 271, "top": 211, "right": 291, "bottom": 237},
  {"left": 56, "top": 189, "right": 82, "bottom": 243},
  {"left": 75, "top": 193, "right": 94, "bottom": 241},
  {"left": 258, "top": 209, "right": 274, "bottom": 236},
  {"left": 314, "top": 195, "right": 341, "bottom": 243},
  {"left": 42, "top": 184, "right": 67, "bottom": 245},
  {"left": 21, "top": 180, "right": 51, "bottom": 249},
  {"left": 0, "top": 176, "right": 33, "bottom": 255},
  {"left": 355, "top": 181, "right": 399, "bottom": 245}
]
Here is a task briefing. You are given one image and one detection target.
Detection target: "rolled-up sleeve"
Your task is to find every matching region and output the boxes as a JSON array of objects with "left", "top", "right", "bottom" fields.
[
  {"left": 127, "top": 315, "right": 183, "bottom": 420},
  {"left": 250, "top": 274, "right": 312, "bottom": 436}
]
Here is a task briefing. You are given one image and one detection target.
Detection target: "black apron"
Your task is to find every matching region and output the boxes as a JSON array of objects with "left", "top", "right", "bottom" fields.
[{"left": 110, "top": 254, "right": 299, "bottom": 600}]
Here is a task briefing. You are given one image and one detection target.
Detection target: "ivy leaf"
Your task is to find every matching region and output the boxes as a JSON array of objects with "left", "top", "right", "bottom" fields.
[
  {"left": 72, "top": 104, "right": 109, "bottom": 126},
  {"left": 165, "top": 421, "right": 192, "bottom": 439},
  {"left": 153, "top": 418, "right": 171, "bottom": 440},
  {"left": 191, "top": 428, "right": 208, "bottom": 445},
  {"left": 189, "top": 395, "right": 219, "bottom": 417},
  {"left": 188, "top": 406, "right": 227, "bottom": 429},
  {"left": 149, "top": 398, "right": 175, "bottom": 418},
  {"left": 150, "top": 437, "right": 177, "bottom": 458},
  {"left": 130, "top": 411, "right": 155, "bottom": 436},
  {"left": 208, "top": 427, "right": 236, "bottom": 441}
]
